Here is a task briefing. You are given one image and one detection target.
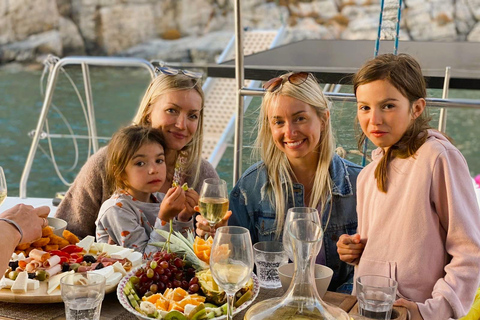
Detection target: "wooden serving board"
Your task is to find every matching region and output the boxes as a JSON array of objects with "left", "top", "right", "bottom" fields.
[{"left": 0, "top": 281, "right": 117, "bottom": 304}]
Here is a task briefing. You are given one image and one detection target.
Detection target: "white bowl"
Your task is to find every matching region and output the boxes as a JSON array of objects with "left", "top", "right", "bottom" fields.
[
  {"left": 47, "top": 217, "right": 67, "bottom": 236},
  {"left": 278, "top": 263, "right": 333, "bottom": 298}
]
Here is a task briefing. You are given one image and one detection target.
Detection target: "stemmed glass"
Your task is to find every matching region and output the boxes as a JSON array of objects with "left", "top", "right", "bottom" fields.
[
  {"left": 198, "top": 178, "right": 229, "bottom": 234},
  {"left": 210, "top": 226, "right": 254, "bottom": 320},
  {"left": 0, "top": 167, "right": 6, "bottom": 206},
  {"left": 282, "top": 207, "right": 320, "bottom": 261}
]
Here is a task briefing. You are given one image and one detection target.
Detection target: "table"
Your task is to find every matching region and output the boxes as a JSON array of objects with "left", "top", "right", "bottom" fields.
[{"left": 0, "top": 288, "right": 407, "bottom": 320}]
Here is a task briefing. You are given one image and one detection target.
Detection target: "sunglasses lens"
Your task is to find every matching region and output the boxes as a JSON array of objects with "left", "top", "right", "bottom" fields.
[
  {"left": 289, "top": 72, "right": 309, "bottom": 85},
  {"left": 182, "top": 69, "right": 203, "bottom": 79},
  {"left": 158, "top": 66, "right": 179, "bottom": 76},
  {"left": 263, "top": 77, "right": 282, "bottom": 92}
]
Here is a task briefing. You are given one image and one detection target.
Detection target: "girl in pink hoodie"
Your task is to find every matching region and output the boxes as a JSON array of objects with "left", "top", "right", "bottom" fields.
[{"left": 337, "top": 53, "right": 480, "bottom": 320}]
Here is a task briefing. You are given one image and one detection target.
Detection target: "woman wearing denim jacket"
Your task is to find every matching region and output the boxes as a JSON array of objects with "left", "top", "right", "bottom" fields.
[{"left": 197, "top": 72, "right": 362, "bottom": 293}]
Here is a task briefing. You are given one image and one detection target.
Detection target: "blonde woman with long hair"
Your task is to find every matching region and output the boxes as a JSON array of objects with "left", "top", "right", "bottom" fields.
[
  {"left": 197, "top": 72, "right": 362, "bottom": 293},
  {"left": 56, "top": 69, "right": 219, "bottom": 238}
]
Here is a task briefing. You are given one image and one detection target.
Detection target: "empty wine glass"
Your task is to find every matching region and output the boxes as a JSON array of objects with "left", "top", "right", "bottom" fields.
[
  {"left": 210, "top": 226, "right": 254, "bottom": 320},
  {"left": 198, "top": 178, "right": 229, "bottom": 231},
  {"left": 0, "top": 167, "right": 6, "bottom": 206},
  {"left": 282, "top": 207, "right": 320, "bottom": 261}
]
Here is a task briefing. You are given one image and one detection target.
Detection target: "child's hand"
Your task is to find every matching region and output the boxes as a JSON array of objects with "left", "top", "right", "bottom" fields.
[
  {"left": 195, "top": 209, "right": 232, "bottom": 237},
  {"left": 336, "top": 233, "right": 365, "bottom": 265},
  {"left": 177, "top": 188, "right": 199, "bottom": 222},
  {"left": 158, "top": 187, "right": 186, "bottom": 221},
  {"left": 394, "top": 299, "right": 423, "bottom": 320}
]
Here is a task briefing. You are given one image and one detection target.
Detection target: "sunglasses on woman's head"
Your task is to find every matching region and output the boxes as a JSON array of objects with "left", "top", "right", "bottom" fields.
[
  {"left": 154, "top": 65, "right": 203, "bottom": 79},
  {"left": 262, "top": 72, "right": 312, "bottom": 92}
]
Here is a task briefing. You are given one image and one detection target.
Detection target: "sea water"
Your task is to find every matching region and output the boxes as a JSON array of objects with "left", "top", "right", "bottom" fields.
[
  {"left": 358, "top": 291, "right": 394, "bottom": 320},
  {"left": 64, "top": 297, "right": 103, "bottom": 320}
]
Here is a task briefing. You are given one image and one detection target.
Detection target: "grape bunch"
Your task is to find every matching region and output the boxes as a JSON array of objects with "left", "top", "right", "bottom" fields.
[{"left": 129, "top": 250, "right": 200, "bottom": 297}]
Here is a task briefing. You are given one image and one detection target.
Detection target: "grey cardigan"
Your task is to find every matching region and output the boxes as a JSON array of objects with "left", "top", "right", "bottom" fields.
[{"left": 55, "top": 147, "right": 218, "bottom": 238}]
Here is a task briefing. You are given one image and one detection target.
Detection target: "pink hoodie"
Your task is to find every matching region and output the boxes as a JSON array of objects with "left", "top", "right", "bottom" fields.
[{"left": 355, "top": 130, "right": 480, "bottom": 319}]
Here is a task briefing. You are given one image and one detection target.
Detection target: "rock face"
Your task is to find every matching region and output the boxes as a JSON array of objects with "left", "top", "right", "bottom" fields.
[{"left": 0, "top": 0, "right": 479, "bottom": 64}]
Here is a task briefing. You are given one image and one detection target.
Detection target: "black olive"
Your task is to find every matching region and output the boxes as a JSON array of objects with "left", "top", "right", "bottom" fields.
[
  {"left": 27, "top": 272, "right": 36, "bottom": 279},
  {"left": 83, "top": 255, "right": 97, "bottom": 263},
  {"left": 94, "top": 262, "right": 104, "bottom": 270},
  {"left": 8, "top": 261, "right": 19, "bottom": 271},
  {"left": 61, "top": 262, "right": 70, "bottom": 272}
]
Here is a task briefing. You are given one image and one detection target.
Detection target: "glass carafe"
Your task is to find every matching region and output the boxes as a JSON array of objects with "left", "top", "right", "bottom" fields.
[{"left": 244, "top": 219, "right": 350, "bottom": 320}]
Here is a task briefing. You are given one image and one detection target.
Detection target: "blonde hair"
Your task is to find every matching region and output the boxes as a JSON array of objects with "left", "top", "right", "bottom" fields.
[
  {"left": 132, "top": 73, "right": 205, "bottom": 188},
  {"left": 106, "top": 125, "right": 166, "bottom": 194},
  {"left": 255, "top": 73, "right": 335, "bottom": 237}
]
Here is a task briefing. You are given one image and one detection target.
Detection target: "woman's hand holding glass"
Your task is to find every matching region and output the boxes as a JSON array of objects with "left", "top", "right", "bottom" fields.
[
  {"left": 282, "top": 207, "right": 320, "bottom": 261},
  {"left": 196, "top": 178, "right": 230, "bottom": 237},
  {"left": 210, "top": 226, "right": 253, "bottom": 320},
  {"left": 195, "top": 210, "right": 232, "bottom": 237}
]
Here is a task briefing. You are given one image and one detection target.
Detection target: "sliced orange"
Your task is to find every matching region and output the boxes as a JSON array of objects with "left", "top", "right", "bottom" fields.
[
  {"left": 155, "top": 297, "right": 169, "bottom": 311},
  {"left": 171, "top": 287, "right": 188, "bottom": 301},
  {"left": 177, "top": 297, "right": 202, "bottom": 308},
  {"left": 193, "top": 236, "right": 214, "bottom": 263},
  {"left": 168, "top": 301, "right": 184, "bottom": 312},
  {"left": 144, "top": 293, "right": 161, "bottom": 304}
]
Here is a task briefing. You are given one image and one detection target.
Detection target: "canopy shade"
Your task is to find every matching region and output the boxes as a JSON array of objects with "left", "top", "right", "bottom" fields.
[{"left": 207, "top": 39, "right": 480, "bottom": 90}]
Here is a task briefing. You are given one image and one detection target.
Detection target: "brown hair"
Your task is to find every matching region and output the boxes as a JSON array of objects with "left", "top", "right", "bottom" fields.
[
  {"left": 106, "top": 125, "right": 166, "bottom": 194},
  {"left": 132, "top": 73, "right": 205, "bottom": 188},
  {"left": 353, "top": 53, "right": 431, "bottom": 192}
]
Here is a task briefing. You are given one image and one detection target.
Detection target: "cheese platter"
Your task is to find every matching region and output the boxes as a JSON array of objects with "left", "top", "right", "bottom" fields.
[{"left": 1, "top": 235, "right": 143, "bottom": 303}]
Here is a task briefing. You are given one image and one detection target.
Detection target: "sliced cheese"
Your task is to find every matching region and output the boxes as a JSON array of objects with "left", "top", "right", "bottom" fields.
[
  {"left": 101, "top": 243, "right": 124, "bottom": 255},
  {"left": 110, "top": 247, "right": 133, "bottom": 259},
  {"left": 89, "top": 265, "right": 114, "bottom": 279},
  {"left": 0, "top": 277, "right": 6, "bottom": 290},
  {"left": 47, "top": 270, "right": 74, "bottom": 294},
  {"left": 127, "top": 251, "right": 143, "bottom": 267},
  {"left": 2, "top": 278, "right": 40, "bottom": 290},
  {"left": 105, "top": 272, "right": 122, "bottom": 286},
  {"left": 112, "top": 261, "right": 127, "bottom": 276},
  {"left": 11, "top": 271, "right": 28, "bottom": 293},
  {"left": 76, "top": 235, "right": 95, "bottom": 252}
]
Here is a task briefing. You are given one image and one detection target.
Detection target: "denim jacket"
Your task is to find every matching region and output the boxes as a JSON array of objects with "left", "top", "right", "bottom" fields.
[{"left": 229, "top": 154, "right": 362, "bottom": 293}]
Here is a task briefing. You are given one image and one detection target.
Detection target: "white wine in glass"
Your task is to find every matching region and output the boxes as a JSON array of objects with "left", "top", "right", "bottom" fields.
[
  {"left": 198, "top": 178, "right": 229, "bottom": 227},
  {"left": 210, "top": 226, "right": 254, "bottom": 320},
  {"left": 0, "top": 167, "right": 6, "bottom": 206}
]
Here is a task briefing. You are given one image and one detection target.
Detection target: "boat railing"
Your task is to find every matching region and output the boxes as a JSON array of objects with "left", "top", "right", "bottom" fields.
[
  {"left": 18, "top": 54, "right": 480, "bottom": 198},
  {"left": 231, "top": 0, "right": 480, "bottom": 183},
  {"left": 19, "top": 56, "right": 156, "bottom": 198}
]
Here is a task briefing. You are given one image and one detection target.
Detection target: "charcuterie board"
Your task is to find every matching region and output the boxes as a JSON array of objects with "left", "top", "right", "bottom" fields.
[{"left": 0, "top": 281, "right": 117, "bottom": 303}]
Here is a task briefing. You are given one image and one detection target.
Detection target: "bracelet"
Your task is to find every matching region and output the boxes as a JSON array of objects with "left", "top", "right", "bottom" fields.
[{"left": 0, "top": 218, "right": 23, "bottom": 245}]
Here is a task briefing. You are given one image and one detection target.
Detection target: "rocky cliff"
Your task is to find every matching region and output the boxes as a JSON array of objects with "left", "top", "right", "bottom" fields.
[{"left": 1, "top": 0, "right": 480, "bottom": 65}]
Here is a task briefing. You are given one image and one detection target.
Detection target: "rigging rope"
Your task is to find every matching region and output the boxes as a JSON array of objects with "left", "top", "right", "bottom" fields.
[{"left": 362, "top": 0, "right": 403, "bottom": 166}]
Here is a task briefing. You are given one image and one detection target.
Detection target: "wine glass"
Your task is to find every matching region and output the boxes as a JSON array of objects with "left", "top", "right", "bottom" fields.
[
  {"left": 198, "top": 178, "right": 229, "bottom": 231},
  {"left": 210, "top": 226, "right": 254, "bottom": 320},
  {"left": 282, "top": 207, "right": 320, "bottom": 261},
  {"left": 0, "top": 167, "right": 6, "bottom": 206}
]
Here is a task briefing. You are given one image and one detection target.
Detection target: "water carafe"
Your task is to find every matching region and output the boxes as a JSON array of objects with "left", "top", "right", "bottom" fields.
[{"left": 244, "top": 219, "right": 350, "bottom": 320}]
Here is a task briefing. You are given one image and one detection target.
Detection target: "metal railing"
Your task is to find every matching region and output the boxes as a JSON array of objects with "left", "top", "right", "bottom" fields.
[
  {"left": 231, "top": 0, "right": 480, "bottom": 184},
  {"left": 19, "top": 57, "right": 155, "bottom": 198}
]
